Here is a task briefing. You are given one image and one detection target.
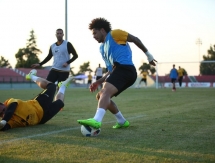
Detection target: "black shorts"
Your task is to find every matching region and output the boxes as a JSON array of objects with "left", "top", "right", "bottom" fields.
[
  {"left": 46, "top": 69, "right": 69, "bottom": 84},
  {"left": 33, "top": 83, "right": 64, "bottom": 124},
  {"left": 106, "top": 63, "right": 137, "bottom": 97},
  {"left": 171, "top": 78, "right": 176, "bottom": 83},
  {"left": 141, "top": 78, "right": 147, "bottom": 83},
  {"left": 88, "top": 80, "right": 92, "bottom": 84}
]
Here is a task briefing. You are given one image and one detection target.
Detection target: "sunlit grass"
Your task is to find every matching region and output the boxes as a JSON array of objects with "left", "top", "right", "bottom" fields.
[{"left": 0, "top": 88, "right": 215, "bottom": 163}]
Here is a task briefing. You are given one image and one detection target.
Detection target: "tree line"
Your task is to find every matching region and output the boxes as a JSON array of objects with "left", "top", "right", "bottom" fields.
[{"left": 0, "top": 30, "right": 215, "bottom": 75}]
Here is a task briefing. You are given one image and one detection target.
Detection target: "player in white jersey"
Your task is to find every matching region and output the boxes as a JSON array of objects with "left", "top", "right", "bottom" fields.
[
  {"left": 31, "top": 29, "right": 78, "bottom": 85},
  {"left": 95, "top": 64, "right": 103, "bottom": 89}
]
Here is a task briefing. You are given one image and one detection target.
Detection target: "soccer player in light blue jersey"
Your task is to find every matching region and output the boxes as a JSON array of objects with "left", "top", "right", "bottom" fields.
[{"left": 78, "top": 18, "right": 157, "bottom": 129}]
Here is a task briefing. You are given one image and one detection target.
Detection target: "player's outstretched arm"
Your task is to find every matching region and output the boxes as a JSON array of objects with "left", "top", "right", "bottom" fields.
[
  {"left": 34, "top": 48, "right": 53, "bottom": 68},
  {"left": 0, "top": 102, "right": 17, "bottom": 131},
  {"left": 127, "top": 33, "right": 157, "bottom": 66},
  {"left": 89, "top": 71, "right": 110, "bottom": 92}
]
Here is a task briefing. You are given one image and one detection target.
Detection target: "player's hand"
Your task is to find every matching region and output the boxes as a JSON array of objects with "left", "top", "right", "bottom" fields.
[
  {"left": 89, "top": 82, "right": 99, "bottom": 92},
  {"left": 63, "top": 63, "right": 68, "bottom": 67},
  {"left": 145, "top": 51, "right": 157, "bottom": 66},
  {"left": 149, "top": 59, "right": 157, "bottom": 66},
  {"left": 31, "top": 63, "right": 40, "bottom": 68}
]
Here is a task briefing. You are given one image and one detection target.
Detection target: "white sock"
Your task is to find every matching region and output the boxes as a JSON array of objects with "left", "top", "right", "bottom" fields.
[
  {"left": 31, "top": 75, "right": 39, "bottom": 83},
  {"left": 58, "top": 85, "right": 66, "bottom": 94},
  {"left": 114, "top": 111, "right": 126, "bottom": 124},
  {"left": 93, "top": 108, "right": 106, "bottom": 122},
  {"left": 62, "top": 77, "right": 72, "bottom": 85}
]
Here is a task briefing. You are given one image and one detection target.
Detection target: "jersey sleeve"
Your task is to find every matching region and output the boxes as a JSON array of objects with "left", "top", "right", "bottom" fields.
[
  {"left": 39, "top": 47, "right": 53, "bottom": 66},
  {"left": 2, "top": 102, "right": 17, "bottom": 121},
  {"left": 111, "top": 29, "right": 128, "bottom": 44},
  {"left": 66, "top": 42, "right": 78, "bottom": 64}
]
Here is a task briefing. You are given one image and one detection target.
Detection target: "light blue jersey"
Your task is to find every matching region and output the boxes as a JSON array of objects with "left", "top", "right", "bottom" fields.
[{"left": 100, "top": 30, "right": 134, "bottom": 71}]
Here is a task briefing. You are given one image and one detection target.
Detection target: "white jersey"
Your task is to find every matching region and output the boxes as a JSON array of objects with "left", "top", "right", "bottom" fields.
[
  {"left": 95, "top": 67, "right": 103, "bottom": 76},
  {"left": 51, "top": 40, "right": 70, "bottom": 71}
]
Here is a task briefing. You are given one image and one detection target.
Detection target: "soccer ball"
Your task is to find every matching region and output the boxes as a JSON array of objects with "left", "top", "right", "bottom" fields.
[{"left": 81, "top": 125, "right": 101, "bottom": 137}]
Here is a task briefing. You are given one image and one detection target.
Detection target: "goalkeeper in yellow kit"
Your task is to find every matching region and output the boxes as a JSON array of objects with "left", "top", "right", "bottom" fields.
[
  {"left": 137, "top": 69, "right": 148, "bottom": 88},
  {"left": 0, "top": 69, "right": 73, "bottom": 131},
  {"left": 177, "top": 66, "right": 185, "bottom": 87}
]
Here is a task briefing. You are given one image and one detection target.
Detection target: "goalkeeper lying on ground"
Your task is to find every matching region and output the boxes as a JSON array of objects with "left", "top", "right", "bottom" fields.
[{"left": 0, "top": 69, "right": 73, "bottom": 131}]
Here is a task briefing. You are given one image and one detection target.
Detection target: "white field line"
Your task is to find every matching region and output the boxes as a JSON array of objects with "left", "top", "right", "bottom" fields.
[{"left": 0, "top": 115, "right": 145, "bottom": 145}]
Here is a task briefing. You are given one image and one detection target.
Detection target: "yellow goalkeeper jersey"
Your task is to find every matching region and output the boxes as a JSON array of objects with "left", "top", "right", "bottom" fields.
[
  {"left": 4, "top": 98, "right": 44, "bottom": 128},
  {"left": 142, "top": 71, "right": 148, "bottom": 79},
  {"left": 177, "top": 68, "right": 184, "bottom": 77}
]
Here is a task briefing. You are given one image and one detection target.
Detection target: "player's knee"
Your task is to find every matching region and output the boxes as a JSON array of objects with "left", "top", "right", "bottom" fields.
[
  {"left": 47, "top": 83, "right": 56, "bottom": 90},
  {"left": 96, "top": 89, "right": 106, "bottom": 100},
  {"left": 56, "top": 99, "right": 64, "bottom": 108},
  {"left": 96, "top": 92, "right": 100, "bottom": 100}
]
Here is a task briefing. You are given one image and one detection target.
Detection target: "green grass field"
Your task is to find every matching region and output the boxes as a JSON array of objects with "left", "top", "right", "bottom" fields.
[{"left": 0, "top": 87, "right": 215, "bottom": 163}]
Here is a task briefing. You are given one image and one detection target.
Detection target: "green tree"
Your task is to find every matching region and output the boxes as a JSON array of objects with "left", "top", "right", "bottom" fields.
[
  {"left": 200, "top": 44, "right": 215, "bottom": 75},
  {"left": 139, "top": 62, "right": 156, "bottom": 75},
  {"left": 77, "top": 61, "right": 92, "bottom": 74},
  {"left": 15, "top": 30, "right": 41, "bottom": 68},
  {"left": 0, "top": 56, "right": 12, "bottom": 68}
]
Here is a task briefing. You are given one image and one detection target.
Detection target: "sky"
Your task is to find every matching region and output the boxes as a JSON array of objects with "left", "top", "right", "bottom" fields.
[{"left": 0, "top": 0, "right": 215, "bottom": 76}]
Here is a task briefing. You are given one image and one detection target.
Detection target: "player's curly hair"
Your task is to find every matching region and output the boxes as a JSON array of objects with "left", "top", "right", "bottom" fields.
[{"left": 89, "top": 18, "right": 112, "bottom": 33}]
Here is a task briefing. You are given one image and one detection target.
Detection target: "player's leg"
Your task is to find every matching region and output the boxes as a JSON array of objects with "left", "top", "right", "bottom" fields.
[
  {"left": 40, "top": 76, "right": 72, "bottom": 123},
  {"left": 26, "top": 69, "right": 51, "bottom": 89},
  {"left": 55, "top": 75, "right": 73, "bottom": 101},
  {"left": 39, "top": 76, "right": 72, "bottom": 124},
  {"left": 136, "top": 78, "right": 141, "bottom": 88},
  {"left": 87, "top": 80, "right": 91, "bottom": 88},
  {"left": 56, "top": 71, "right": 70, "bottom": 110},
  {"left": 171, "top": 78, "right": 174, "bottom": 91},
  {"left": 57, "top": 71, "right": 70, "bottom": 85},
  {"left": 143, "top": 79, "right": 147, "bottom": 87},
  {"left": 172, "top": 79, "right": 176, "bottom": 91},
  {"left": 46, "top": 69, "right": 58, "bottom": 83},
  {"left": 138, "top": 79, "right": 142, "bottom": 88},
  {"left": 108, "top": 75, "right": 137, "bottom": 128},
  {"left": 179, "top": 77, "right": 182, "bottom": 87},
  {"left": 34, "top": 83, "right": 56, "bottom": 106},
  {"left": 108, "top": 99, "right": 130, "bottom": 129},
  {"left": 39, "top": 100, "right": 64, "bottom": 124},
  {"left": 77, "top": 64, "right": 137, "bottom": 129},
  {"left": 89, "top": 80, "right": 92, "bottom": 88}
]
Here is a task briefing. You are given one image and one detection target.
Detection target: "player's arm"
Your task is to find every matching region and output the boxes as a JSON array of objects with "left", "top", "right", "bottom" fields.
[
  {"left": 66, "top": 42, "right": 78, "bottom": 64},
  {"left": 0, "top": 102, "right": 17, "bottom": 131},
  {"left": 95, "top": 71, "right": 110, "bottom": 84},
  {"left": 31, "top": 47, "right": 53, "bottom": 68},
  {"left": 127, "top": 34, "right": 148, "bottom": 53},
  {"left": 39, "top": 47, "right": 53, "bottom": 66},
  {"left": 98, "top": 71, "right": 111, "bottom": 84},
  {"left": 127, "top": 33, "right": 157, "bottom": 66},
  {"left": 89, "top": 71, "right": 110, "bottom": 92}
]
